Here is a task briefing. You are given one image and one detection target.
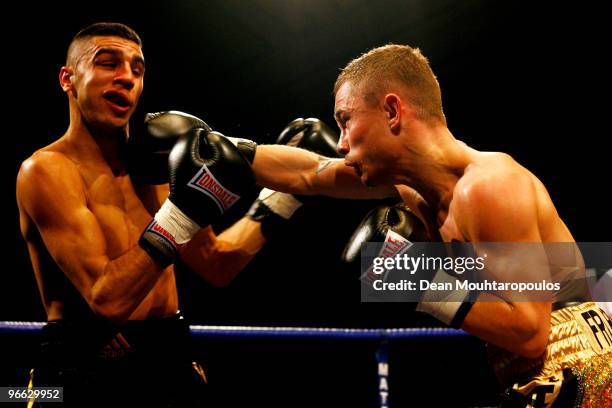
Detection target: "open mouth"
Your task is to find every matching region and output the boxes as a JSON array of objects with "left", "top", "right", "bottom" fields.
[{"left": 103, "top": 91, "right": 131, "bottom": 109}]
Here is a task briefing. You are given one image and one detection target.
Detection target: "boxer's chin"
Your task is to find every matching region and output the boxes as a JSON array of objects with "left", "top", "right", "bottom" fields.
[
  {"left": 352, "top": 165, "right": 368, "bottom": 185},
  {"left": 364, "top": 177, "right": 378, "bottom": 187},
  {"left": 361, "top": 172, "right": 377, "bottom": 187},
  {"left": 353, "top": 164, "right": 380, "bottom": 187}
]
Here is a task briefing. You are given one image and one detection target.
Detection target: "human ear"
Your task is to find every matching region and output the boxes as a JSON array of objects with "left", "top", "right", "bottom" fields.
[
  {"left": 383, "top": 93, "right": 401, "bottom": 133},
  {"left": 59, "top": 66, "right": 74, "bottom": 93}
]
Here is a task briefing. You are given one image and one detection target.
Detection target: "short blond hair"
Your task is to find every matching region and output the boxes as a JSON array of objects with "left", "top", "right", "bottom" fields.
[{"left": 334, "top": 44, "right": 445, "bottom": 124}]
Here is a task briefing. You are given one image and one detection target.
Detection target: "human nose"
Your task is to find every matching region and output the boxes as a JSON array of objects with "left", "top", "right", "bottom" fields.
[
  {"left": 113, "top": 62, "right": 135, "bottom": 90},
  {"left": 337, "top": 130, "right": 350, "bottom": 155}
]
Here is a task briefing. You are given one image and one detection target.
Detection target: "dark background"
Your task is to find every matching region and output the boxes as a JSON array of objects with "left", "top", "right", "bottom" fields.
[{"left": 4, "top": 1, "right": 609, "bottom": 406}]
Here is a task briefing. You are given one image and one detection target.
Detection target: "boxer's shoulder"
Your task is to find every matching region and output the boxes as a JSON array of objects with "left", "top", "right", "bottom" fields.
[
  {"left": 458, "top": 153, "right": 533, "bottom": 198},
  {"left": 451, "top": 155, "right": 537, "bottom": 239},
  {"left": 465, "top": 151, "right": 528, "bottom": 180},
  {"left": 18, "top": 149, "right": 83, "bottom": 199}
]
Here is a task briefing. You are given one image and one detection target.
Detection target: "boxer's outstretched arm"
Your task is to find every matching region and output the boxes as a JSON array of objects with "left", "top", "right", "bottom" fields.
[
  {"left": 180, "top": 143, "right": 398, "bottom": 286},
  {"left": 456, "top": 174, "right": 552, "bottom": 358},
  {"left": 252, "top": 144, "right": 397, "bottom": 199},
  {"left": 16, "top": 152, "right": 165, "bottom": 324}
]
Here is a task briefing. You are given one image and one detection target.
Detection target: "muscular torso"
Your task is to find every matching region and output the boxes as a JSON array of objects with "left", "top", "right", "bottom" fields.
[
  {"left": 424, "top": 152, "right": 574, "bottom": 244},
  {"left": 19, "top": 138, "right": 178, "bottom": 321},
  {"left": 398, "top": 152, "right": 585, "bottom": 303}
]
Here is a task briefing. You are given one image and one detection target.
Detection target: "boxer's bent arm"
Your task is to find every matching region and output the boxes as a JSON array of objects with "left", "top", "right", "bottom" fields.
[
  {"left": 462, "top": 297, "right": 551, "bottom": 358},
  {"left": 252, "top": 144, "right": 397, "bottom": 199},
  {"left": 179, "top": 219, "right": 265, "bottom": 287},
  {"left": 456, "top": 174, "right": 552, "bottom": 358},
  {"left": 16, "top": 152, "right": 165, "bottom": 323}
]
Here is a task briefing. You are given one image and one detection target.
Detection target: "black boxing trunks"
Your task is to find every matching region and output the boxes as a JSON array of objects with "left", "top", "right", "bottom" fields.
[
  {"left": 489, "top": 302, "right": 612, "bottom": 407},
  {"left": 27, "top": 312, "right": 207, "bottom": 407}
]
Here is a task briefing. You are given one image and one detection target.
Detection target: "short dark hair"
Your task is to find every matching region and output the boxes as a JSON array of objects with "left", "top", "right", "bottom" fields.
[{"left": 66, "top": 22, "right": 142, "bottom": 64}]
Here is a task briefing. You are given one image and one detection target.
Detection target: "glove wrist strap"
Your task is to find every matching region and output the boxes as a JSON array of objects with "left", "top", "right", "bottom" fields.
[
  {"left": 254, "top": 189, "right": 302, "bottom": 220},
  {"left": 138, "top": 199, "right": 200, "bottom": 267},
  {"left": 416, "top": 268, "right": 475, "bottom": 328},
  {"left": 247, "top": 189, "right": 303, "bottom": 241},
  {"left": 155, "top": 199, "right": 201, "bottom": 244}
]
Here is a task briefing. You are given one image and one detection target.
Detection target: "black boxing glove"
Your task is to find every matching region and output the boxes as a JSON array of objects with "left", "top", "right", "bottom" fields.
[
  {"left": 277, "top": 117, "right": 343, "bottom": 158},
  {"left": 341, "top": 204, "right": 473, "bottom": 328},
  {"left": 127, "top": 110, "right": 210, "bottom": 184},
  {"left": 139, "top": 127, "right": 256, "bottom": 267},
  {"left": 341, "top": 203, "right": 430, "bottom": 263},
  {"left": 247, "top": 117, "right": 340, "bottom": 240}
]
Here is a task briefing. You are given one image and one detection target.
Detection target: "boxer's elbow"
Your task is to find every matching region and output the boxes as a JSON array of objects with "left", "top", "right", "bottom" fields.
[
  {"left": 183, "top": 247, "right": 240, "bottom": 288},
  {"left": 195, "top": 265, "right": 235, "bottom": 288},
  {"left": 207, "top": 249, "right": 258, "bottom": 287},
  {"left": 90, "top": 288, "right": 132, "bottom": 324},
  {"left": 203, "top": 254, "right": 249, "bottom": 288},
  {"left": 185, "top": 250, "right": 242, "bottom": 288},
  {"left": 91, "top": 301, "right": 131, "bottom": 324},
  {"left": 516, "top": 329, "right": 549, "bottom": 359},
  {"left": 511, "top": 314, "right": 550, "bottom": 358}
]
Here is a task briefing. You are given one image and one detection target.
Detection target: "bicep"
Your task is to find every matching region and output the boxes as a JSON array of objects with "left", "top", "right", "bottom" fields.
[
  {"left": 458, "top": 172, "right": 543, "bottom": 243},
  {"left": 17, "top": 157, "right": 109, "bottom": 299},
  {"left": 460, "top": 176, "right": 551, "bottom": 298},
  {"left": 453, "top": 177, "right": 552, "bottom": 355}
]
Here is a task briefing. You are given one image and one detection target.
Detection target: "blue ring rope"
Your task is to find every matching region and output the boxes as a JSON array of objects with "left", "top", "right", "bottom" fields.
[{"left": 0, "top": 321, "right": 469, "bottom": 339}]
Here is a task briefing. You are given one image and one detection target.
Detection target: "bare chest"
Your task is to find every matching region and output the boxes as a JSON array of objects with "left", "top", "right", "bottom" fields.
[{"left": 85, "top": 173, "right": 153, "bottom": 257}]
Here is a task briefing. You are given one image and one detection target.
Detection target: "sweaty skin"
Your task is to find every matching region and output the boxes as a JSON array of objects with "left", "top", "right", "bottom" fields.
[
  {"left": 335, "top": 80, "right": 575, "bottom": 358},
  {"left": 16, "top": 35, "right": 265, "bottom": 324},
  {"left": 246, "top": 80, "right": 576, "bottom": 358},
  {"left": 414, "top": 152, "right": 573, "bottom": 358}
]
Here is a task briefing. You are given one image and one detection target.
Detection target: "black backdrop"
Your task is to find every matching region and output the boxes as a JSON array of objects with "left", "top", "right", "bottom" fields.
[
  {"left": 8, "top": 0, "right": 609, "bottom": 323},
  {"left": 3, "top": 1, "right": 610, "bottom": 405}
]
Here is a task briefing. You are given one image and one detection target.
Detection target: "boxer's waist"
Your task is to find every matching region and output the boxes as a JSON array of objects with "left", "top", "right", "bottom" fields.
[
  {"left": 39, "top": 312, "right": 192, "bottom": 364},
  {"left": 552, "top": 299, "right": 588, "bottom": 311},
  {"left": 488, "top": 302, "right": 612, "bottom": 387}
]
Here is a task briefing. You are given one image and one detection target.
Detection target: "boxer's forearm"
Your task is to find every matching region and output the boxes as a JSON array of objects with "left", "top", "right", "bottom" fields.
[
  {"left": 252, "top": 144, "right": 396, "bottom": 199},
  {"left": 461, "top": 295, "right": 551, "bottom": 358},
  {"left": 180, "top": 220, "right": 265, "bottom": 287},
  {"left": 90, "top": 246, "right": 167, "bottom": 323}
]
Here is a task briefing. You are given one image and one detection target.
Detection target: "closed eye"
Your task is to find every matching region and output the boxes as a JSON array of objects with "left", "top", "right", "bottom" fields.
[
  {"left": 96, "top": 59, "right": 118, "bottom": 69},
  {"left": 340, "top": 116, "right": 350, "bottom": 129},
  {"left": 132, "top": 61, "right": 145, "bottom": 77}
]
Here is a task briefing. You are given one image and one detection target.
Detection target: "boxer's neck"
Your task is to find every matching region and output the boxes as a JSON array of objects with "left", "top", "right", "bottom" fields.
[
  {"left": 64, "top": 114, "right": 128, "bottom": 176},
  {"left": 394, "top": 125, "right": 474, "bottom": 218}
]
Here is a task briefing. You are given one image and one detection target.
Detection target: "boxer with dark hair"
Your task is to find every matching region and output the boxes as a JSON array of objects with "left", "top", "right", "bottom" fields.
[
  {"left": 16, "top": 22, "right": 360, "bottom": 401},
  {"left": 15, "top": 22, "right": 262, "bottom": 407}
]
